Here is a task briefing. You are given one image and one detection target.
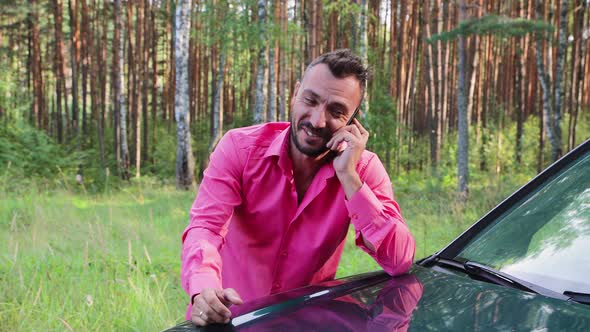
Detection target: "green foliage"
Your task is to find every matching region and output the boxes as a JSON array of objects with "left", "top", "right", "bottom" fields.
[
  {"left": 429, "top": 15, "right": 554, "bottom": 43},
  {"left": 366, "top": 84, "right": 397, "bottom": 173},
  {"left": 151, "top": 125, "right": 180, "bottom": 180},
  {"left": 0, "top": 122, "right": 78, "bottom": 186}
]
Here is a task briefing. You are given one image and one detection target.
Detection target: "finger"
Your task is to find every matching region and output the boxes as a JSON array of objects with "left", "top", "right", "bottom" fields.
[
  {"left": 346, "top": 123, "right": 362, "bottom": 138},
  {"left": 191, "top": 302, "right": 209, "bottom": 326},
  {"left": 194, "top": 297, "right": 225, "bottom": 324},
  {"left": 223, "top": 288, "right": 244, "bottom": 305},
  {"left": 201, "top": 291, "right": 231, "bottom": 322},
  {"left": 327, "top": 132, "right": 348, "bottom": 150},
  {"left": 190, "top": 311, "right": 207, "bottom": 327},
  {"left": 352, "top": 118, "right": 367, "bottom": 132},
  {"left": 352, "top": 118, "right": 368, "bottom": 133}
]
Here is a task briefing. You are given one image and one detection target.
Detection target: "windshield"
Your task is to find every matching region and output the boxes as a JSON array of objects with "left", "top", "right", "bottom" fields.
[{"left": 456, "top": 150, "right": 590, "bottom": 295}]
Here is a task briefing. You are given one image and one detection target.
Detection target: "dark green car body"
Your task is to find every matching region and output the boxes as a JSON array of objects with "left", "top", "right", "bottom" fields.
[{"left": 165, "top": 138, "right": 590, "bottom": 331}]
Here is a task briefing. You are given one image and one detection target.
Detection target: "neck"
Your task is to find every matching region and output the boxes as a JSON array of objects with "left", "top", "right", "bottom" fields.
[{"left": 288, "top": 139, "right": 329, "bottom": 177}]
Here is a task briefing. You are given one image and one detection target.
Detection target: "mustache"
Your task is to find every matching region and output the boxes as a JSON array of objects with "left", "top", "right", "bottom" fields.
[{"left": 298, "top": 122, "right": 332, "bottom": 140}]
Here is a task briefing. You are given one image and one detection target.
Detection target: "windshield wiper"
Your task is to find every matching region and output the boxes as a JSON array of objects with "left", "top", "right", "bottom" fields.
[
  {"left": 427, "top": 257, "right": 569, "bottom": 300},
  {"left": 564, "top": 291, "right": 590, "bottom": 305}
]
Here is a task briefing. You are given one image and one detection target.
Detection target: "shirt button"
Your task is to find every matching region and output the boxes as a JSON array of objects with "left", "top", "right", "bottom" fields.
[
  {"left": 281, "top": 251, "right": 288, "bottom": 257},
  {"left": 351, "top": 213, "right": 358, "bottom": 220},
  {"left": 273, "top": 282, "right": 281, "bottom": 289}
]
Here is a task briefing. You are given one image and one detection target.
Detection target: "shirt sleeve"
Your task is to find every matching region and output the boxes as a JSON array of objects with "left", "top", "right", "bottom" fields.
[
  {"left": 344, "top": 154, "right": 416, "bottom": 276},
  {"left": 181, "top": 131, "right": 244, "bottom": 301}
]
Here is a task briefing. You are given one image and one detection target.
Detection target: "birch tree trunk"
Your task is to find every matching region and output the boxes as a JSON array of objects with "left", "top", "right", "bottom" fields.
[
  {"left": 210, "top": 52, "right": 225, "bottom": 152},
  {"left": 175, "top": 0, "right": 195, "bottom": 190},
  {"left": 535, "top": 0, "right": 558, "bottom": 163},
  {"left": 253, "top": 0, "right": 267, "bottom": 123},
  {"left": 551, "top": 0, "right": 568, "bottom": 160},
  {"left": 114, "top": 0, "right": 129, "bottom": 179},
  {"left": 267, "top": 41, "right": 277, "bottom": 122},
  {"left": 278, "top": 0, "right": 287, "bottom": 122},
  {"left": 457, "top": 0, "right": 469, "bottom": 199}
]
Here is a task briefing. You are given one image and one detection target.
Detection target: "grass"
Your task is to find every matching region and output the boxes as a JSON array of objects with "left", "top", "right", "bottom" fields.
[{"left": 0, "top": 172, "right": 529, "bottom": 331}]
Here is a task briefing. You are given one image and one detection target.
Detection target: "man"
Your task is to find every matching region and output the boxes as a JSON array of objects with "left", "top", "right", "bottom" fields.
[{"left": 181, "top": 49, "right": 415, "bottom": 326}]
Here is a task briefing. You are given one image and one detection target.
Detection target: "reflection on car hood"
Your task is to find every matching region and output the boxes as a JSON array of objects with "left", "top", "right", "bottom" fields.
[{"left": 164, "top": 265, "right": 590, "bottom": 331}]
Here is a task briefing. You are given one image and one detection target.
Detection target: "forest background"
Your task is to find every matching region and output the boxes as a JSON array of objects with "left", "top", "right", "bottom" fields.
[{"left": 1, "top": 0, "right": 589, "bottom": 330}]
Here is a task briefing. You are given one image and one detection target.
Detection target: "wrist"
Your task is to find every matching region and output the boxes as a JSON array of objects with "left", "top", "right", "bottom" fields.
[{"left": 337, "top": 170, "right": 362, "bottom": 199}]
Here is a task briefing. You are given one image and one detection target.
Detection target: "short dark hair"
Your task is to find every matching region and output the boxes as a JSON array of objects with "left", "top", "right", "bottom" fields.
[{"left": 306, "top": 49, "right": 371, "bottom": 95}]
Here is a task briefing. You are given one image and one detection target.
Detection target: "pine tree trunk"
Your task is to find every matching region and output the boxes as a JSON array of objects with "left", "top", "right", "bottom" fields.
[
  {"left": 29, "top": 0, "right": 46, "bottom": 130},
  {"left": 68, "top": 0, "right": 80, "bottom": 142},
  {"left": 150, "top": 3, "right": 158, "bottom": 159},
  {"left": 457, "top": 0, "right": 469, "bottom": 199},
  {"left": 112, "top": 0, "right": 121, "bottom": 170},
  {"left": 570, "top": 0, "right": 587, "bottom": 149},
  {"left": 80, "top": 0, "right": 89, "bottom": 139},
  {"left": 359, "top": 0, "right": 368, "bottom": 113},
  {"left": 175, "top": 0, "right": 196, "bottom": 190},
  {"left": 52, "top": 0, "right": 67, "bottom": 143}
]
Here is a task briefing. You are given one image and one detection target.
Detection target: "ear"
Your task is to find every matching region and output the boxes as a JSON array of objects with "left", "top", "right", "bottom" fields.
[{"left": 290, "top": 81, "right": 300, "bottom": 108}]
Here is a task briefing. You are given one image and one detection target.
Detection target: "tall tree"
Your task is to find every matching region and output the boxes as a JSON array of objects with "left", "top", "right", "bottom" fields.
[
  {"left": 114, "top": 0, "right": 129, "bottom": 179},
  {"left": 551, "top": 0, "right": 568, "bottom": 160},
  {"left": 253, "top": 0, "right": 268, "bottom": 123},
  {"left": 175, "top": 0, "right": 196, "bottom": 189},
  {"left": 28, "top": 0, "right": 46, "bottom": 130},
  {"left": 68, "top": 0, "right": 80, "bottom": 141},
  {"left": 52, "top": 0, "right": 68, "bottom": 143},
  {"left": 535, "top": 0, "right": 561, "bottom": 162},
  {"left": 267, "top": 3, "right": 277, "bottom": 123},
  {"left": 457, "top": 0, "right": 469, "bottom": 199}
]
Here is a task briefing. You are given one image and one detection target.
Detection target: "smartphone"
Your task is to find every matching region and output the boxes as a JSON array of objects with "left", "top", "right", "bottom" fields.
[
  {"left": 346, "top": 107, "right": 360, "bottom": 126},
  {"left": 326, "top": 107, "right": 360, "bottom": 160}
]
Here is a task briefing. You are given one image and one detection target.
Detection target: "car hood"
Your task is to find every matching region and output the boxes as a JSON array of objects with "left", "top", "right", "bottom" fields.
[{"left": 164, "top": 265, "right": 590, "bottom": 331}]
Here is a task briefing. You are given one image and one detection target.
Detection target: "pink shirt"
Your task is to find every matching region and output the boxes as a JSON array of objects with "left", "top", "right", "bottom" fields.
[{"left": 181, "top": 122, "right": 415, "bottom": 318}]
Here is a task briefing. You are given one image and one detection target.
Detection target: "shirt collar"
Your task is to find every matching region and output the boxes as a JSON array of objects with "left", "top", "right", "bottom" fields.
[{"left": 263, "top": 126, "right": 290, "bottom": 159}]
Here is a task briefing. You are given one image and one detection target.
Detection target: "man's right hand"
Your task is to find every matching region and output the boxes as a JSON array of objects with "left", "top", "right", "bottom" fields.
[{"left": 191, "top": 288, "right": 244, "bottom": 326}]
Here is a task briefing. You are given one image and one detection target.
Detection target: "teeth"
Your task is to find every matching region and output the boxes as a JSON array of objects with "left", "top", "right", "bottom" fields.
[{"left": 304, "top": 128, "right": 317, "bottom": 137}]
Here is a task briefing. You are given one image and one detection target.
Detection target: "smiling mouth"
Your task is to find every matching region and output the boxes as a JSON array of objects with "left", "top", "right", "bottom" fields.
[{"left": 303, "top": 127, "right": 320, "bottom": 137}]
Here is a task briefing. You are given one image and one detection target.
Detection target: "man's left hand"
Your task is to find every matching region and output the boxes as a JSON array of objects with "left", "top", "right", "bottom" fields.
[{"left": 326, "top": 119, "right": 369, "bottom": 199}]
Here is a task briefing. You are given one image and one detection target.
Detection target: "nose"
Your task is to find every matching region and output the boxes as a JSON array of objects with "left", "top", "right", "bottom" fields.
[{"left": 309, "top": 106, "right": 327, "bottom": 128}]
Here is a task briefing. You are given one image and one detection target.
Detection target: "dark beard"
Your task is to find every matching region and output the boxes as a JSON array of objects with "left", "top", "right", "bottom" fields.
[{"left": 290, "top": 121, "right": 332, "bottom": 157}]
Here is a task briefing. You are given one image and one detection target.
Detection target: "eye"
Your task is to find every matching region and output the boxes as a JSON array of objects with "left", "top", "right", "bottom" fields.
[
  {"left": 329, "top": 107, "right": 345, "bottom": 118},
  {"left": 303, "top": 97, "right": 316, "bottom": 106}
]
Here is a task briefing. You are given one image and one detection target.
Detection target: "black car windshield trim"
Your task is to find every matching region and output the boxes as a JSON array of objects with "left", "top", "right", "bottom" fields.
[
  {"left": 564, "top": 291, "right": 590, "bottom": 305},
  {"left": 429, "top": 257, "right": 569, "bottom": 301}
]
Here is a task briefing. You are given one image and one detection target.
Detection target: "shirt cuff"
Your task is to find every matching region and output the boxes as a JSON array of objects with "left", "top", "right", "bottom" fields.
[
  {"left": 344, "top": 182, "right": 395, "bottom": 248},
  {"left": 188, "top": 273, "right": 223, "bottom": 302}
]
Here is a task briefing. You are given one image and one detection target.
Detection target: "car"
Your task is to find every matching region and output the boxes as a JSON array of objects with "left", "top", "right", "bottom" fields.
[{"left": 164, "top": 138, "right": 590, "bottom": 331}]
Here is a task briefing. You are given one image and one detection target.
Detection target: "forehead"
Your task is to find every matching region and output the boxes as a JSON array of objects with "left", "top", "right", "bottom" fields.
[{"left": 300, "top": 64, "right": 362, "bottom": 108}]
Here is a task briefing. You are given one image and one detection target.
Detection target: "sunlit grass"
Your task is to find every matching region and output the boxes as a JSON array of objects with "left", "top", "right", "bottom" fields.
[
  {"left": 0, "top": 182, "right": 193, "bottom": 331},
  {"left": 0, "top": 172, "right": 529, "bottom": 331}
]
